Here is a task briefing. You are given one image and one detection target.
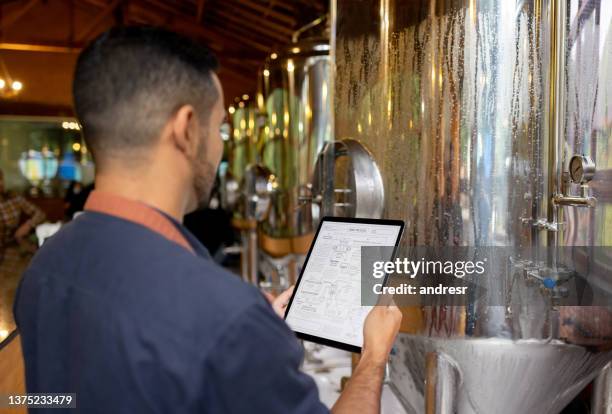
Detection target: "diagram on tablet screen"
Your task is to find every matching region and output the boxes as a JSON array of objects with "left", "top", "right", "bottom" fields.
[{"left": 285, "top": 221, "right": 401, "bottom": 347}]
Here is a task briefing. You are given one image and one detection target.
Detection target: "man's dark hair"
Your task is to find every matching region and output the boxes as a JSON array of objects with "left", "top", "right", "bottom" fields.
[{"left": 73, "top": 26, "right": 219, "bottom": 161}]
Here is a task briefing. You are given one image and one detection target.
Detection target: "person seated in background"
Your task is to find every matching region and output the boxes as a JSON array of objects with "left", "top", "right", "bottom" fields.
[
  {"left": 0, "top": 167, "right": 45, "bottom": 341},
  {"left": 14, "top": 27, "right": 402, "bottom": 414},
  {"left": 0, "top": 168, "right": 46, "bottom": 257}
]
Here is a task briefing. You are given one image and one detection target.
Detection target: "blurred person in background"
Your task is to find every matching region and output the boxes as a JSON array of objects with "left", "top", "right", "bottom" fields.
[
  {"left": 183, "top": 179, "right": 235, "bottom": 262},
  {"left": 0, "top": 168, "right": 46, "bottom": 257},
  {"left": 0, "top": 167, "right": 45, "bottom": 340},
  {"left": 64, "top": 181, "right": 94, "bottom": 220}
]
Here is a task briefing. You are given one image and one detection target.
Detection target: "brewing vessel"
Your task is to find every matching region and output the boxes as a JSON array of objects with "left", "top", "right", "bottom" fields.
[{"left": 328, "top": 0, "right": 612, "bottom": 412}]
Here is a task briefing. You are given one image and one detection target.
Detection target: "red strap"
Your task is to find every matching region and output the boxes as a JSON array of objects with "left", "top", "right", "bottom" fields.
[{"left": 84, "top": 190, "right": 194, "bottom": 254}]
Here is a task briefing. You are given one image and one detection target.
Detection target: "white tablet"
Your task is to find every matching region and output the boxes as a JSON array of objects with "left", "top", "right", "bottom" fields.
[{"left": 284, "top": 216, "right": 404, "bottom": 353}]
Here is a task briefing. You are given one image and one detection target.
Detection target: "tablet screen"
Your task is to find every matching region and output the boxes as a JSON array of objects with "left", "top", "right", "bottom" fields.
[{"left": 284, "top": 218, "right": 403, "bottom": 351}]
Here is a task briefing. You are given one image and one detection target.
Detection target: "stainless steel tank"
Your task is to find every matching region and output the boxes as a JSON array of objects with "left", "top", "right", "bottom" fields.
[
  {"left": 328, "top": 0, "right": 612, "bottom": 412},
  {"left": 223, "top": 98, "right": 264, "bottom": 282},
  {"left": 231, "top": 103, "right": 254, "bottom": 178},
  {"left": 247, "top": 26, "right": 333, "bottom": 290},
  {"left": 228, "top": 98, "right": 262, "bottom": 190},
  {"left": 219, "top": 98, "right": 258, "bottom": 215},
  {"left": 259, "top": 37, "right": 332, "bottom": 239}
]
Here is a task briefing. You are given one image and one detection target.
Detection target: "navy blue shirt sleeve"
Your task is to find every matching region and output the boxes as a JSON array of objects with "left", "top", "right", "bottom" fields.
[{"left": 204, "top": 302, "right": 330, "bottom": 414}]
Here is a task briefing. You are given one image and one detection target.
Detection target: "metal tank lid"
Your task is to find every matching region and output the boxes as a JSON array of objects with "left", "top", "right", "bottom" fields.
[{"left": 256, "top": 36, "right": 330, "bottom": 113}]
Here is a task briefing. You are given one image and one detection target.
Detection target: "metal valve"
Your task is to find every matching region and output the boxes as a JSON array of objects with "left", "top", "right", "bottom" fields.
[
  {"left": 242, "top": 164, "right": 277, "bottom": 222},
  {"left": 553, "top": 154, "right": 596, "bottom": 208}
]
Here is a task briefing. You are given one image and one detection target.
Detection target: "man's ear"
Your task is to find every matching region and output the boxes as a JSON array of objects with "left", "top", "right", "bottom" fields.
[{"left": 171, "top": 104, "right": 199, "bottom": 157}]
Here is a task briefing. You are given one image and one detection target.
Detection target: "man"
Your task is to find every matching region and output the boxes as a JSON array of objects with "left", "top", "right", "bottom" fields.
[{"left": 14, "top": 27, "right": 402, "bottom": 413}]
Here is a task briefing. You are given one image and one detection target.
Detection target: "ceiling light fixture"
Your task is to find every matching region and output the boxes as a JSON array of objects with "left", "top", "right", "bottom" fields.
[{"left": 0, "top": 57, "right": 23, "bottom": 98}]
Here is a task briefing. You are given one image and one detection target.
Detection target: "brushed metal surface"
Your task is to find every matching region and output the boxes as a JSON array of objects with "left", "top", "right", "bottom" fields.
[
  {"left": 259, "top": 39, "right": 333, "bottom": 238},
  {"left": 390, "top": 335, "right": 612, "bottom": 414},
  {"left": 332, "top": 0, "right": 612, "bottom": 412}
]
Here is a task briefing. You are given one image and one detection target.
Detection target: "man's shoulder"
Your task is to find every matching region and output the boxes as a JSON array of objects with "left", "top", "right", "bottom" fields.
[
  {"left": 26, "top": 211, "right": 266, "bottom": 331},
  {"left": 33, "top": 211, "right": 201, "bottom": 271}
]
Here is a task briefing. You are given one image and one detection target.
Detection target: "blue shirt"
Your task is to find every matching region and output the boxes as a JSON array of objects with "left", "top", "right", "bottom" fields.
[{"left": 14, "top": 193, "right": 329, "bottom": 414}]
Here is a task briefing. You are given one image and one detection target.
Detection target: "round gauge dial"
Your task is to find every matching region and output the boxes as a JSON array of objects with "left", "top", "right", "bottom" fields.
[{"left": 569, "top": 155, "right": 595, "bottom": 184}]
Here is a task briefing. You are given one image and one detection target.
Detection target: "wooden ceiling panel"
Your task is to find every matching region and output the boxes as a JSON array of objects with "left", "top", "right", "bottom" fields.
[
  {"left": 227, "top": 0, "right": 296, "bottom": 26},
  {"left": 0, "top": 0, "right": 328, "bottom": 115}
]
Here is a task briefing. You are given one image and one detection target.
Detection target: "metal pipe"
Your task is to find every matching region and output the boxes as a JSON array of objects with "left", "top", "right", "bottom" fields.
[
  {"left": 547, "top": 3, "right": 596, "bottom": 215},
  {"left": 547, "top": 0, "right": 567, "bottom": 249},
  {"left": 425, "top": 352, "right": 460, "bottom": 414},
  {"left": 292, "top": 15, "right": 327, "bottom": 43},
  {"left": 247, "top": 228, "right": 259, "bottom": 285},
  {"left": 592, "top": 363, "right": 612, "bottom": 414},
  {"left": 553, "top": 193, "right": 596, "bottom": 207}
]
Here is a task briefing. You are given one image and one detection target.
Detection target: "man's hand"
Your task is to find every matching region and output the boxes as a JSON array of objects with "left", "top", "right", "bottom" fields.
[
  {"left": 14, "top": 222, "right": 33, "bottom": 241},
  {"left": 361, "top": 302, "right": 403, "bottom": 365},
  {"left": 262, "top": 286, "right": 295, "bottom": 318},
  {"left": 332, "top": 302, "right": 402, "bottom": 414}
]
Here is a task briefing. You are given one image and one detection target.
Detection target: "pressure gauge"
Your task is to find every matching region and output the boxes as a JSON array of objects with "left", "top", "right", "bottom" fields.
[{"left": 569, "top": 155, "right": 595, "bottom": 184}]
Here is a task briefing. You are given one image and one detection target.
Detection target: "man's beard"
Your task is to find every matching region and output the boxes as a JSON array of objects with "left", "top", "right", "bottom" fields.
[{"left": 191, "top": 139, "right": 216, "bottom": 211}]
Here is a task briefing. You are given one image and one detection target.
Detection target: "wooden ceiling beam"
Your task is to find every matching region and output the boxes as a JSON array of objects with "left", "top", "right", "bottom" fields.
[
  {"left": 216, "top": 60, "right": 258, "bottom": 93},
  {"left": 207, "top": 23, "right": 271, "bottom": 53},
  {"left": 0, "top": 41, "right": 262, "bottom": 62},
  {"left": 130, "top": 0, "right": 286, "bottom": 52},
  {"left": 123, "top": 0, "right": 272, "bottom": 56},
  {"left": 68, "top": 0, "right": 75, "bottom": 45},
  {"left": 266, "top": 0, "right": 295, "bottom": 14},
  {"left": 77, "top": 0, "right": 106, "bottom": 8},
  {"left": 140, "top": 0, "right": 191, "bottom": 18},
  {"left": 124, "top": 3, "right": 273, "bottom": 61},
  {"left": 212, "top": 8, "right": 288, "bottom": 43},
  {"left": 77, "top": 0, "right": 283, "bottom": 53},
  {"left": 218, "top": 65, "right": 255, "bottom": 85},
  {"left": 297, "top": 0, "right": 325, "bottom": 12},
  {"left": 196, "top": 0, "right": 205, "bottom": 23},
  {"left": 123, "top": 2, "right": 223, "bottom": 51},
  {"left": 215, "top": 5, "right": 294, "bottom": 38},
  {"left": 0, "top": 0, "right": 38, "bottom": 31},
  {"left": 0, "top": 42, "right": 81, "bottom": 53},
  {"left": 206, "top": 11, "right": 280, "bottom": 47},
  {"left": 225, "top": 0, "right": 295, "bottom": 26},
  {"left": 76, "top": 0, "right": 123, "bottom": 42},
  {"left": 26, "top": 0, "right": 267, "bottom": 61}
]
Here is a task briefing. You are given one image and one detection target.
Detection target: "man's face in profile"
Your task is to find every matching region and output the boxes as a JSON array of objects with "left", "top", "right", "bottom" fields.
[{"left": 191, "top": 74, "right": 225, "bottom": 211}]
